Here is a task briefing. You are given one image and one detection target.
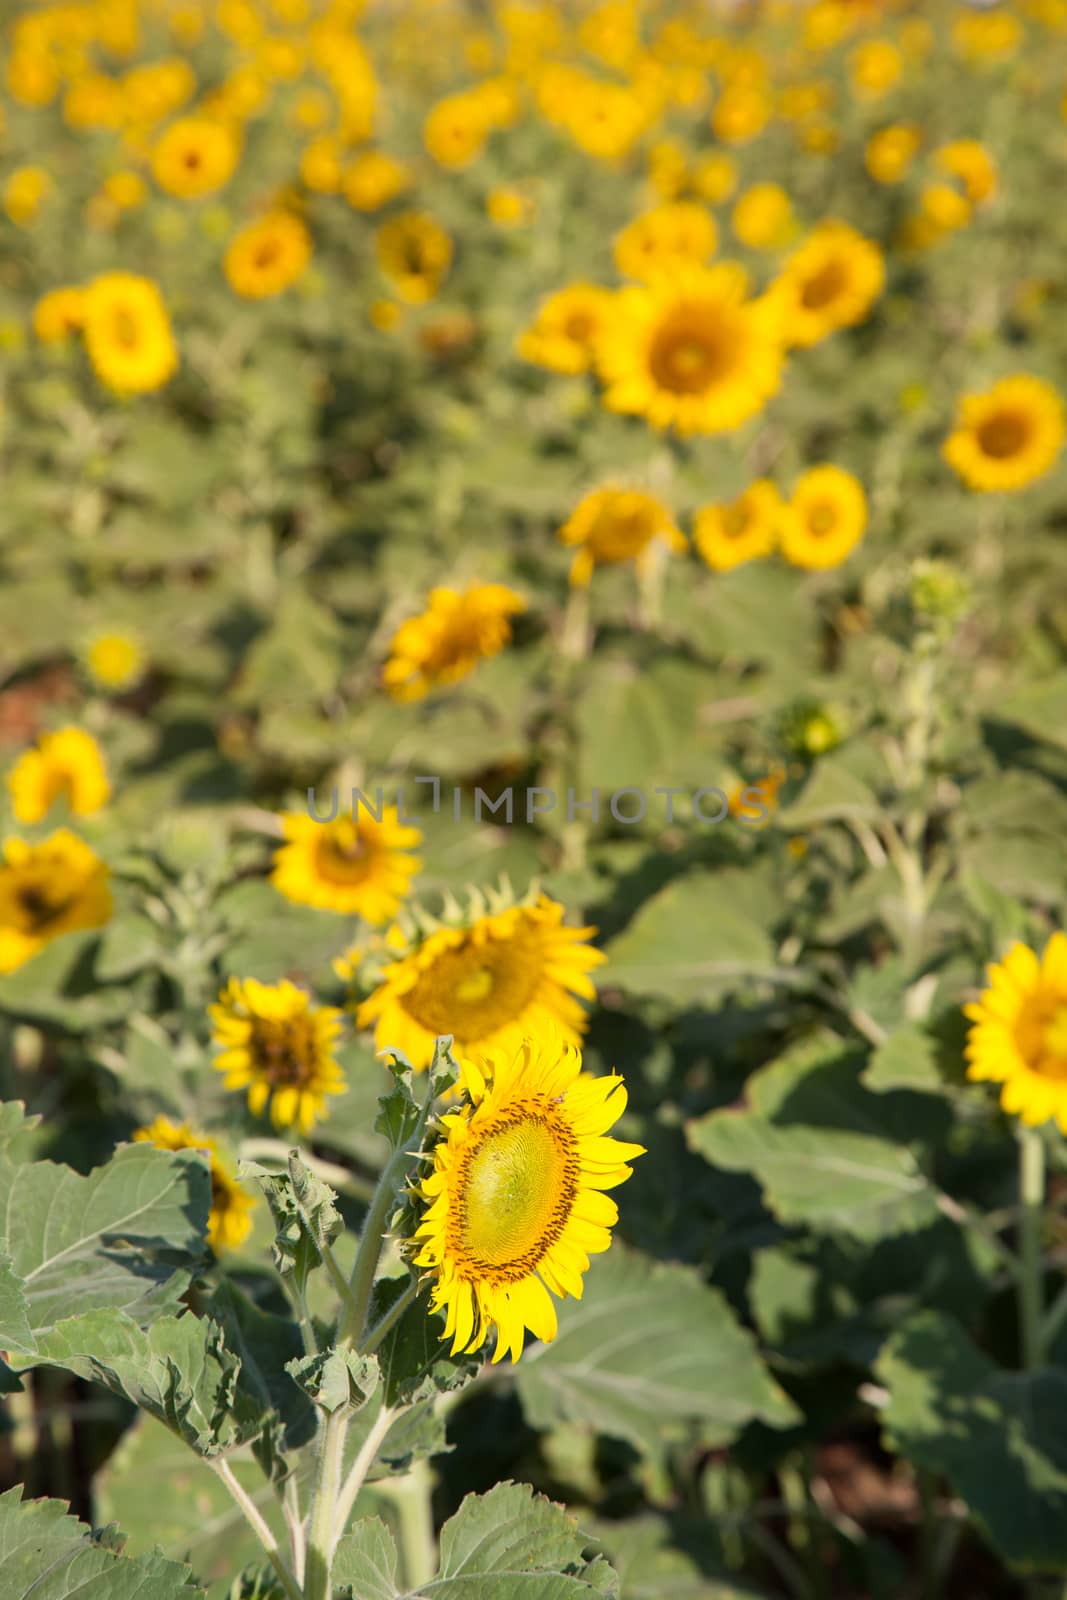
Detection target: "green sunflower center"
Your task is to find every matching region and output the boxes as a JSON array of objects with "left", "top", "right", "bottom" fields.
[{"left": 459, "top": 1111, "right": 577, "bottom": 1271}]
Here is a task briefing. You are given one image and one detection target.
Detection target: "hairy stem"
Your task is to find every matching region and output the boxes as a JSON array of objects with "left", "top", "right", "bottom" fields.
[
  {"left": 208, "top": 1459, "right": 302, "bottom": 1600},
  {"left": 331, "top": 1403, "right": 399, "bottom": 1555}
]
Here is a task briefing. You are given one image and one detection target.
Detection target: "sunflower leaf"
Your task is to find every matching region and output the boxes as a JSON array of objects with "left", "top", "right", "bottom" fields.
[
  {"left": 285, "top": 1348, "right": 379, "bottom": 1415},
  {"left": 237, "top": 1155, "right": 341, "bottom": 1291}
]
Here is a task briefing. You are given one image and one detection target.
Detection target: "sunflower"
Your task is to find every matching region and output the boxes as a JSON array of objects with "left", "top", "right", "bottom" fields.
[
  {"left": 7, "top": 727, "right": 110, "bottom": 824},
  {"left": 383, "top": 584, "right": 526, "bottom": 701},
  {"left": 0, "top": 830, "right": 112, "bottom": 974},
  {"left": 557, "top": 487, "right": 686, "bottom": 587},
  {"left": 224, "top": 212, "right": 312, "bottom": 298},
  {"left": 771, "top": 222, "right": 886, "bottom": 348},
  {"left": 711, "top": 83, "right": 772, "bottom": 145},
  {"left": 517, "top": 282, "right": 616, "bottom": 375},
  {"left": 413, "top": 1029, "right": 644, "bottom": 1363},
  {"left": 865, "top": 123, "right": 921, "bottom": 185},
  {"left": 943, "top": 375, "right": 1066, "bottom": 492},
  {"left": 933, "top": 139, "right": 997, "bottom": 205},
  {"left": 33, "top": 286, "right": 85, "bottom": 344},
  {"left": 2, "top": 166, "right": 51, "bottom": 225},
  {"left": 84, "top": 631, "right": 145, "bottom": 692},
  {"left": 82, "top": 272, "right": 178, "bottom": 395},
  {"left": 613, "top": 201, "right": 718, "bottom": 283},
  {"left": 423, "top": 90, "right": 491, "bottom": 168},
  {"left": 210, "top": 977, "right": 346, "bottom": 1135},
  {"left": 356, "top": 892, "right": 605, "bottom": 1069},
  {"left": 778, "top": 466, "right": 867, "bottom": 570},
  {"left": 692, "top": 151, "right": 738, "bottom": 204},
  {"left": 151, "top": 115, "right": 241, "bottom": 198},
  {"left": 132, "top": 1116, "right": 255, "bottom": 1251},
  {"left": 597, "top": 264, "right": 786, "bottom": 436},
  {"left": 271, "top": 808, "right": 422, "bottom": 922},
  {"left": 848, "top": 38, "right": 902, "bottom": 98},
  {"left": 694, "top": 480, "right": 781, "bottom": 572},
  {"left": 376, "top": 212, "right": 452, "bottom": 304},
  {"left": 965, "top": 934, "right": 1067, "bottom": 1130},
  {"left": 343, "top": 150, "right": 411, "bottom": 212},
  {"left": 731, "top": 183, "right": 796, "bottom": 251}
]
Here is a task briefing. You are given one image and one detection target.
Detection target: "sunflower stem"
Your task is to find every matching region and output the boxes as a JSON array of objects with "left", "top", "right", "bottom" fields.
[
  {"left": 386, "top": 1457, "right": 437, "bottom": 1590},
  {"left": 363, "top": 1279, "right": 421, "bottom": 1355},
  {"left": 208, "top": 1459, "right": 303, "bottom": 1600},
  {"left": 1018, "top": 1126, "right": 1046, "bottom": 1370}
]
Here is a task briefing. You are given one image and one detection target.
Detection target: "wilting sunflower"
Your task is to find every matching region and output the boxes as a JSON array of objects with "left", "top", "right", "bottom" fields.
[
  {"left": 613, "top": 201, "right": 718, "bottom": 283},
  {"left": 517, "top": 282, "right": 615, "bottom": 375},
  {"left": 943, "top": 375, "right": 1065, "bottom": 492},
  {"left": 7, "top": 727, "right": 110, "bottom": 824},
  {"left": 151, "top": 115, "right": 241, "bottom": 199},
  {"left": 224, "top": 212, "right": 312, "bottom": 299},
  {"left": 84, "top": 631, "right": 145, "bottom": 692},
  {"left": 356, "top": 892, "right": 605, "bottom": 1068},
  {"left": 132, "top": 1116, "right": 255, "bottom": 1251},
  {"left": 376, "top": 212, "right": 452, "bottom": 304},
  {"left": 383, "top": 583, "right": 525, "bottom": 701},
  {"left": 597, "top": 264, "right": 785, "bottom": 436},
  {"left": 778, "top": 466, "right": 867, "bottom": 570},
  {"left": 694, "top": 480, "right": 782, "bottom": 572},
  {"left": 965, "top": 933, "right": 1067, "bottom": 1130},
  {"left": 413, "top": 1029, "right": 644, "bottom": 1362},
  {"left": 557, "top": 487, "right": 686, "bottom": 587},
  {"left": 33, "top": 286, "right": 85, "bottom": 343},
  {"left": 82, "top": 272, "right": 178, "bottom": 395},
  {"left": 210, "top": 976, "right": 346, "bottom": 1134},
  {"left": 772, "top": 222, "right": 885, "bottom": 348},
  {"left": 272, "top": 808, "right": 421, "bottom": 922},
  {"left": 0, "top": 830, "right": 112, "bottom": 974}
]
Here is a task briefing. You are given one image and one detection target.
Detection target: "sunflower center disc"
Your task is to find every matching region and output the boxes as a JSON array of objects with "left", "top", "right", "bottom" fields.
[{"left": 462, "top": 1115, "right": 569, "bottom": 1268}]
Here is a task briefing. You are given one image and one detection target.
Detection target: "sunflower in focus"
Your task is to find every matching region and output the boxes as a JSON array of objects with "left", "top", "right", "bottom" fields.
[
  {"left": 7, "top": 727, "right": 110, "bottom": 824},
  {"left": 413, "top": 1029, "right": 644, "bottom": 1363},
  {"left": 376, "top": 212, "right": 452, "bottom": 303},
  {"left": 518, "top": 283, "right": 615, "bottom": 374},
  {"left": 82, "top": 272, "right": 178, "bottom": 395},
  {"left": 383, "top": 583, "right": 526, "bottom": 701},
  {"left": 558, "top": 486, "right": 686, "bottom": 587},
  {"left": 0, "top": 830, "right": 112, "bottom": 974},
  {"left": 597, "top": 264, "right": 785, "bottom": 435},
  {"left": 151, "top": 115, "right": 241, "bottom": 199},
  {"left": 694, "top": 480, "right": 781, "bottom": 572},
  {"left": 356, "top": 891, "right": 605, "bottom": 1069},
  {"left": 943, "top": 375, "right": 1066, "bottom": 492},
  {"left": 778, "top": 465, "right": 867, "bottom": 570},
  {"left": 224, "top": 212, "right": 312, "bottom": 298},
  {"left": 132, "top": 1116, "right": 255, "bottom": 1251},
  {"left": 33, "top": 286, "right": 85, "bottom": 344},
  {"left": 84, "top": 631, "right": 145, "bottom": 692},
  {"left": 965, "top": 934, "right": 1067, "bottom": 1129},
  {"left": 210, "top": 977, "right": 346, "bottom": 1134},
  {"left": 771, "top": 221, "right": 885, "bottom": 348},
  {"left": 613, "top": 201, "right": 718, "bottom": 282},
  {"left": 271, "top": 808, "right": 422, "bottom": 922}
]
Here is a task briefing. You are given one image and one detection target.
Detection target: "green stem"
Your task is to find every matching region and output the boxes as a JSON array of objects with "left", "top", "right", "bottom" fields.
[
  {"left": 1018, "top": 1126, "right": 1046, "bottom": 1370},
  {"left": 304, "top": 1409, "right": 347, "bottom": 1600},
  {"left": 208, "top": 1459, "right": 302, "bottom": 1600},
  {"left": 390, "top": 1457, "right": 437, "bottom": 1591},
  {"left": 363, "top": 1280, "right": 421, "bottom": 1355}
]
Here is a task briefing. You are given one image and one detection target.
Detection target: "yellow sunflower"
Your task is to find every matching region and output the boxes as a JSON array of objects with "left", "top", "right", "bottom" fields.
[
  {"left": 557, "top": 487, "right": 687, "bottom": 587},
  {"left": 343, "top": 150, "right": 411, "bottom": 212},
  {"left": 132, "top": 1116, "right": 255, "bottom": 1251},
  {"left": 33, "top": 286, "right": 86, "bottom": 344},
  {"left": 7, "top": 727, "right": 110, "bottom": 824},
  {"left": 376, "top": 212, "right": 452, "bottom": 304},
  {"left": 778, "top": 465, "right": 867, "bottom": 570},
  {"left": 771, "top": 222, "right": 886, "bottom": 348},
  {"left": 356, "top": 893, "right": 605, "bottom": 1069},
  {"left": 423, "top": 90, "right": 491, "bottom": 168},
  {"left": 82, "top": 272, "right": 178, "bottom": 396},
  {"left": 84, "top": 631, "right": 145, "bottom": 692},
  {"left": 933, "top": 139, "right": 997, "bottom": 205},
  {"left": 210, "top": 976, "right": 346, "bottom": 1134},
  {"left": 0, "top": 830, "right": 112, "bottom": 974},
  {"left": 271, "top": 808, "right": 422, "bottom": 922},
  {"left": 224, "top": 212, "right": 312, "bottom": 299},
  {"left": 865, "top": 123, "right": 921, "bottom": 185},
  {"left": 597, "top": 264, "right": 786, "bottom": 436},
  {"left": 382, "top": 584, "right": 526, "bottom": 701},
  {"left": 965, "top": 934, "right": 1067, "bottom": 1130},
  {"left": 694, "top": 480, "right": 782, "bottom": 572},
  {"left": 613, "top": 201, "right": 718, "bottom": 283},
  {"left": 517, "top": 283, "right": 616, "bottom": 375},
  {"left": 151, "top": 115, "right": 241, "bottom": 199},
  {"left": 943, "top": 375, "right": 1066, "bottom": 492},
  {"left": 413, "top": 1029, "right": 644, "bottom": 1363},
  {"left": 732, "top": 183, "right": 796, "bottom": 251}
]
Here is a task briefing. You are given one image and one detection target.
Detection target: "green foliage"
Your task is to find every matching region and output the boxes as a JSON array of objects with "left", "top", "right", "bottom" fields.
[{"left": 0, "top": 1484, "right": 203, "bottom": 1599}]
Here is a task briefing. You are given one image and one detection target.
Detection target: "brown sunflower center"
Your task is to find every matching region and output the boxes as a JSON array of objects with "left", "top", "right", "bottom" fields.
[
  {"left": 589, "top": 503, "right": 657, "bottom": 561},
  {"left": 649, "top": 304, "right": 742, "bottom": 394},
  {"left": 976, "top": 408, "right": 1031, "bottom": 460},
  {"left": 13, "top": 876, "right": 73, "bottom": 933},
  {"left": 457, "top": 1107, "right": 578, "bottom": 1275},
  {"left": 254, "top": 240, "right": 282, "bottom": 270},
  {"left": 315, "top": 822, "right": 373, "bottom": 884},
  {"left": 400, "top": 930, "right": 542, "bottom": 1038},
  {"left": 563, "top": 309, "right": 594, "bottom": 341},
  {"left": 805, "top": 499, "right": 838, "bottom": 536},
  {"left": 800, "top": 257, "right": 849, "bottom": 311},
  {"left": 249, "top": 1016, "right": 319, "bottom": 1086}
]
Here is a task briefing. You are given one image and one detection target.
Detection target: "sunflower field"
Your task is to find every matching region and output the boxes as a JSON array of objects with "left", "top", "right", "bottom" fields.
[{"left": 6, "top": 0, "right": 1067, "bottom": 1596}]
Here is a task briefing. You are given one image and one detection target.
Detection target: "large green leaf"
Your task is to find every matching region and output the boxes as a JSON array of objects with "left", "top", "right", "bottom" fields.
[
  {"left": 602, "top": 874, "right": 776, "bottom": 1002},
  {"left": 0, "top": 1484, "right": 203, "bottom": 1599},
  {"left": 586, "top": 1517, "right": 772, "bottom": 1599},
  {"left": 776, "top": 759, "right": 881, "bottom": 830},
  {"left": 514, "top": 1248, "right": 797, "bottom": 1453}
]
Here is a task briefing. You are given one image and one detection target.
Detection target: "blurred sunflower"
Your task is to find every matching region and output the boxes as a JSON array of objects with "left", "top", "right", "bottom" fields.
[
  {"left": 694, "top": 480, "right": 781, "bottom": 571},
  {"left": 84, "top": 631, "right": 145, "bottom": 692},
  {"left": 597, "top": 264, "right": 785, "bottom": 435},
  {"left": 424, "top": 89, "right": 491, "bottom": 168},
  {"left": 343, "top": 149, "right": 411, "bottom": 211},
  {"left": 224, "top": 212, "right": 311, "bottom": 298},
  {"left": 848, "top": 37, "right": 902, "bottom": 99},
  {"left": 517, "top": 282, "right": 615, "bottom": 374},
  {"left": 771, "top": 221, "right": 885, "bottom": 347},
  {"left": 413, "top": 1029, "right": 644, "bottom": 1363},
  {"left": 132, "top": 1117, "right": 255, "bottom": 1251},
  {"left": 865, "top": 123, "right": 921, "bottom": 184},
  {"left": 3, "top": 165, "right": 51, "bottom": 225},
  {"left": 965, "top": 934, "right": 1067, "bottom": 1129},
  {"left": 779, "top": 465, "right": 867, "bottom": 569},
  {"left": 376, "top": 211, "right": 452, "bottom": 303},
  {"left": 383, "top": 583, "right": 526, "bottom": 700},
  {"left": 271, "top": 809, "right": 422, "bottom": 922},
  {"left": 933, "top": 139, "right": 998, "bottom": 205},
  {"left": 33, "top": 286, "right": 85, "bottom": 343},
  {"left": 558, "top": 486, "right": 686, "bottom": 586},
  {"left": 82, "top": 271, "right": 178, "bottom": 395},
  {"left": 943, "top": 375, "right": 1066, "bottom": 492},
  {"left": 210, "top": 977, "right": 346, "bottom": 1134},
  {"left": 0, "top": 830, "right": 112, "bottom": 974},
  {"left": 731, "top": 183, "right": 796, "bottom": 250},
  {"left": 711, "top": 82, "right": 772, "bottom": 144},
  {"left": 151, "top": 115, "right": 241, "bottom": 198},
  {"left": 692, "top": 151, "right": 738, "bottom": 203},
  {"left": 613, "top": 201, "right": 718, "bottom": 282},
  {"left": 7, "top": 727, "right": 110, "bottom": 824},
  {"left": 356, "top": 891, "right": 605, "bottom": 1068}
]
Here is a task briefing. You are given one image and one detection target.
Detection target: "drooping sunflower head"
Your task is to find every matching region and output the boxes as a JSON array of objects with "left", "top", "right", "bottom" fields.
[
  {"left": 132, "top": 1116, "right": 256, "bottom": 1251},
  {"left": 965, "top": 934, "right": 1067, "bottom": 1130},
  {"left": 224, "top": 212, "right": 312, "bottom": 299},
  {"left": 694, "top": 479, "right": 782, "bottom": 572},
  {"left": 412, "top": 1028, "right": 645, "bottom": 1363},
  {"left": 778, "top": 465, "right": 867, "bottom": 571},
  {"left": 7, "top": 726, "right": 111, "bottom": 825},
  {"left": 557, "top": 486, "right": 687, "bottom": 587},
  {"left": 382, "top": 583, "right": 526, "bottom": 702},
  {"left": 210, "top": 976, "right": 347, "bottom": 1134},
  {"left": 271, "top": 808, "right": 422, "bottom": 922},
  {"left": 597, "top": 264, "right": 786, "bottom": 436},
  {"left": 943, "top": 374, "right": 1066, "bottom": 493},
  {"left": 772, "top": 221, "right": 886, "bottom": 348},
  {"left": 613, "top": 200, "right": 718, "bottom": 283},
  {"left": 517, "top": 282, "right": 616, "bottom": 375},
  {"left": 82, "top": 271, "right": 178, "bottom": 396},
  {"left": 356, "top": 888, "right": 606, "bottom": 1069},
  {"left": 0, "top": 829, "right": 112, "bottom": 975},
  {"left": 376, "top": 211, "right": 453, "bottom": 304}
]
